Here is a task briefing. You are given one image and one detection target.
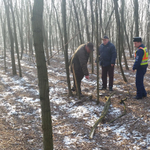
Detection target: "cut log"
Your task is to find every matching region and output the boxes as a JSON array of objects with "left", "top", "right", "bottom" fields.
[{"left": 89, "top": 92, "right": 115, "bottom": 139}]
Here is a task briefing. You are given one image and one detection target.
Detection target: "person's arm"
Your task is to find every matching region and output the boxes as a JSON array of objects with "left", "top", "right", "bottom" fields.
[
  {"left": 133, "top": 49, "right": 144, "bottom": 70},
  {"left": 111, "top": 45, "right": 117, "bottom": 66}
]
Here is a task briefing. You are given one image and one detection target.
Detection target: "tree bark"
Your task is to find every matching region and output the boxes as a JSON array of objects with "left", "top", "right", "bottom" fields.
[
  {"left": 43, "top": 21, "right": 50, "bottom": 65},
  {"left": 96, "top": 0, "right": 99, "bottom": 104},
  {"left": 72, "top": 0, "right": 83, "bottom": 44},
  {"left": 90, "top": 0, "right": 94, "bottom": 73},
  {"left": 62, "top": 0, "right": 72, "bottom": 96},
  {"left": 0, "top": 15, "right": 7, "bottom": 71},
  {"left": 121, "top": 0, "right": 129, "bottom": 70},
  {"left": 113, "top": 0, "right": 127, "bottom": 82},
  {"left": 10, "top": 0, "right": 22, "bottom": 77},
  {"left": 3, "top": 0, "right": 17, "bottom": 75},
  {"left": 32, "top": 0, "right": 53, "bottom": 149},
  {"left": 134, "top": 0, "right": 139, "bottom": 36}
]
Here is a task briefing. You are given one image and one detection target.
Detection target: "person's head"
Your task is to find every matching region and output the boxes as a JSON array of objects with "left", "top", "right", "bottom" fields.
[
  {"left": 133, "top": 37, "right": 142, "bottom": 48},
  {"left": 102, "top": 36, "right": 109, "bottom": 45},
  {"left": 85, "top": 42, "right": 94, "bottom": 53}
]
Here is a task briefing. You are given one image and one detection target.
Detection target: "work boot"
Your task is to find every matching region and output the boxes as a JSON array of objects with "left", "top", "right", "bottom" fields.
[
  {"left": 99, "top": 87, "right": 106, "bottom": 90},
  {"left": 143, "top": 95, "right": 147, "bottom": 98},
  {"left": 71, "top": 87, "right": 76, "bottom": 91},
  {"left": 109, "top": 87, "right": 113, "bottom": 91}
]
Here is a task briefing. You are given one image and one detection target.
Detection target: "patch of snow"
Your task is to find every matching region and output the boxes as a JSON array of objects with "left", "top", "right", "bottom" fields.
[{"left": 64, "top": 136, "right": 77, "bottom": 145}]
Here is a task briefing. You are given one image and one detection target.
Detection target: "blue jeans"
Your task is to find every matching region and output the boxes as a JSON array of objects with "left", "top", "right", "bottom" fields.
[{"left": 136, "top": 67, "right": 147, "bottom": 98}]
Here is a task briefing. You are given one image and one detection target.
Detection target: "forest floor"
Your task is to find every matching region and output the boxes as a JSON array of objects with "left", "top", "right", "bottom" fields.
[{"left": 0, "top": 51, "right": 150, "bottom": 150}]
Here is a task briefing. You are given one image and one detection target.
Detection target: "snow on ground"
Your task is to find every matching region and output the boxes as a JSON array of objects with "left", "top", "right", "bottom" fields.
[{"left": 0, "top": 53, "right": 150, "bottom": 149}]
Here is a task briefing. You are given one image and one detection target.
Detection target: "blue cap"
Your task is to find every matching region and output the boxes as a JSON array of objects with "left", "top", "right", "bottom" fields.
[
  {"left": 133, "top": 37, "right": 142, "bottom": 42},
  {"left": 102, "top": 35, "right": 109, "bottom": 39}
]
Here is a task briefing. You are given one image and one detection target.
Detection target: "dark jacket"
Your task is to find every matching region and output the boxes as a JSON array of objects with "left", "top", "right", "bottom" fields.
[
  {"left": 99, "top": 41, "right": 117, "bottom": 67},
  {"left": 133, "top": 44, "right": 148, "bottom": 70},
  {"left": 70, "top": 44, "right": 90, "bottom": 76}
]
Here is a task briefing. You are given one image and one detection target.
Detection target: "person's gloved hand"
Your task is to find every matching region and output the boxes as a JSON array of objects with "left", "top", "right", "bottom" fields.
[{"left": 85, "top": 76, "right": 89, "bottom": 79}]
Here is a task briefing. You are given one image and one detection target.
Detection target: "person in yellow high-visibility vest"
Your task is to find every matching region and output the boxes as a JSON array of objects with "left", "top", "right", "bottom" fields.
[{"left": 132, "top": 37, "right": 148, "bottom": 99}]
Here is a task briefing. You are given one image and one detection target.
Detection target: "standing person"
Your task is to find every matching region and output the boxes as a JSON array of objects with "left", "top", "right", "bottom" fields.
[
  {"left": 132, "top": 37, "right": 148, "bottom": 99},
  {"left": 99, "top": 36, "right": 117, "bottom": 91},
  {"left": 70, "top": 42, "right": 94, "bottom": 97}
]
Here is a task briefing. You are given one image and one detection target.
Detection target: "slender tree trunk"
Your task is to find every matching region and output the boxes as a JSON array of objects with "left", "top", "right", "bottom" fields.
[
  {"left": 32, "top": 0, "right": 53, "bottom": 149},
  {"left": 72, "top": 0, "right": 83, "bottom": 44},
  {"left": 3, "top": 0, "right": 17, "bottom": 75},
  {"left": 121, "top": 0, "right": 129, "bottom": 70},
  {"left": 49, "top": 9, "right": 53, "bottom": 57},
  {"left": 27, "top": 2, "right": 33, "bottom": 56},
  {"left": 52, "top": 0, "right": 64, "bottom": 55},
  {"left": 81, "top": 0, "right": 90, "bottom": 42},
  {"left": 134, "top": 0, "right": 139, "bottom": 36},
  {"left": 10, "top": 0, "right": 22, "bottom": 77},
  {"left": 123, "top": 21, "right": 132, "bottom": 58},
  {"left": 16, "top": 7, "right": 24, "bottom": 60},
  {"left": 62, "top": 0, "right": 72, "bottom": 96},
  {"left": 0, "top": 15, "right": 7, "bottom": 71},
  {"left": 99, "top": 0, "right": 103, "bottom": 41},
  {"left": 131, "top": 24, "right": 134, "bottom": 55},
  {"left": 43, "top": 21, "right": 50, "bottom": 65},
  {"left": 90, "top": 0, "right": 94, "bottom": 73},
  {"left": 113, "top": 0, "right": 127, "bottom": 82},
  {"left": 96, "top": 0, "right": 99, "bottom": 104}
]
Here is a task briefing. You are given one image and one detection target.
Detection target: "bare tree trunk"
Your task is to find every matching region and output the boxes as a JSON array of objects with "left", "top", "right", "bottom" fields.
[
  {"left": 81, "top": 0, "right": 90, "bottom": 42},
  {"left": 62, "top": 0, "right": 72, "bottom": 96},
  {"left": 98, "top": 0, "right": 103, "bottom": 41},
  {"left": 123, "top": 21, "right": 132, "bottom": 58},
  {"left": 52, "top": 0, "right": 64, "bottom": 55},
  {"left": 32, "top": 0, "right": 53, "bottom": 149},
  {"left": 90, "top": 0, "right": 94, "bottom": 73},
  {"left": 113, "top": 0, "right": 127, "bottom": 82},
  {"left": 134, "top": 0, "right": 139, "bottom": 36},
  {"left": 16, "top": 0, "right": 24, "bottom": 59},
  {"left": 49, "top": 9, "right": 53, "bottom": 57},
  {"left": 131, "top": 24, "right": 134, "bottom": 54},
  {"left": 121, "top": 0, "right": 129, "bottom": 70},
  {"left": 27, "top": 2, "right": 33, "bottom": 56},
  {"left": 96, "top": 0, "right": 99, "bottom": 104},
  {"left": 104, "top": 7, "right": 115, "bottom": 35},
  {"left": 43, "top": 21, "right": 50, "bottom": 65},
  {"left": 72, "top": 0, "right": 83, "bottom": 44},
  {"left": 147, "top": 0, "right": 150, "bottom": 52},
  {"left": 0, "top": 15, "right": 7, "bottom": 71},
  {"left": 10, "top": 0, "right": 22, "bottom": 77},
  {"left": 3, "top": 0, "right": 17, "bottom": 75}
]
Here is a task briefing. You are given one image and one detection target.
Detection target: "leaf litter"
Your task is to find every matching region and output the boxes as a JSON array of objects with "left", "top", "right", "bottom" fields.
[{"left": 0, "top": 52, "right": 150, "bottom": 149}]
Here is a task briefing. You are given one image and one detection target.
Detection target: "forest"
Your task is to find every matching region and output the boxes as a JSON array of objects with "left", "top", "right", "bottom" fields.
[{"left": 0, "top": 0, "right": 150, "bottom": 149}]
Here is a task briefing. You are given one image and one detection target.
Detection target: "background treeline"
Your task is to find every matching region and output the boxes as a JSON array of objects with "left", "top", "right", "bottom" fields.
[{"left": 0, "top": 0, "right": 150, "bottom": 76}]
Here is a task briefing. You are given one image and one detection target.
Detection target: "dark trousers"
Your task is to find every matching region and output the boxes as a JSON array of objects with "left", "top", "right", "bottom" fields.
[
  {"left": 102, "top": 66, "right": 114, "bottom": 88},
  {"left": 73, "top": 70, "right": 84, "bottom": 94},
  {"left": 136, "top": 68, "right": 147, "bottom": 98}
]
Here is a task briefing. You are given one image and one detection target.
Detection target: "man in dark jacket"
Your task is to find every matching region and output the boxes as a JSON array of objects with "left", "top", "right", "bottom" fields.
[
  {"left": 99, "top": 36, "right": 117, "bottom": 91},
  {"left": 132, "top": 37, "right": 148, "bottom": 99},
  {"left": 70, "top": 42, "right": 94, "bottom": 96}
]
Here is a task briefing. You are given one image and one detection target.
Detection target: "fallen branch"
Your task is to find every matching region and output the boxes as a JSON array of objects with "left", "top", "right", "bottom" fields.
[
  {"left": 89, "top": 92, "right": 115, "bottom": 139},
  {"left": 109, "top": 98, "right": 127, "bottom": 124}
]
